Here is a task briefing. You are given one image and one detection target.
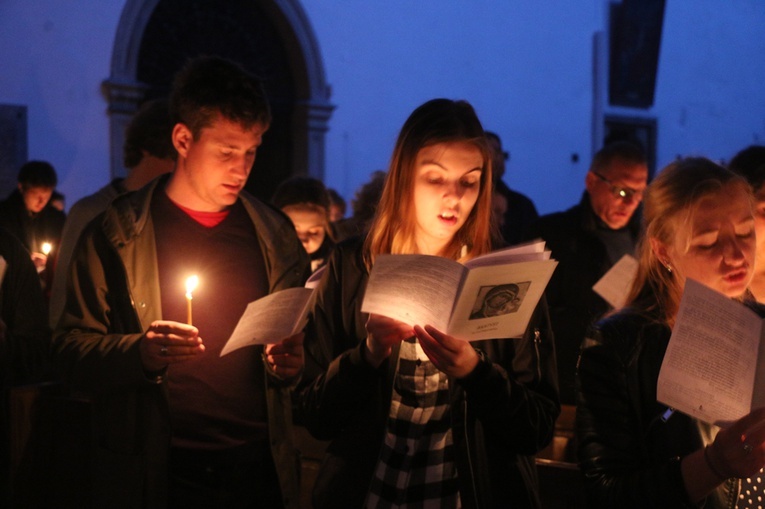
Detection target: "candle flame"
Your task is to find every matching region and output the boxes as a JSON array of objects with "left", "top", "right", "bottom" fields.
[
  {"left": 41, "top": 242, "right": 52, "bottom": 256},
  {"left": 185, "top": 275, "right": 198, "bottom": 299}
]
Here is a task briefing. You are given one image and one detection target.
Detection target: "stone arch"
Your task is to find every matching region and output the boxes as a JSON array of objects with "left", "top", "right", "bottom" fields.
[{"left": 103, "top": 0, "right": 333, "bottom": 198}]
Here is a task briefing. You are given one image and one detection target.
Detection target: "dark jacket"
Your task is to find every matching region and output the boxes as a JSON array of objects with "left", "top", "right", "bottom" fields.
[
  {"left": 495, "top": 179, "right": 538, "bottom": 246},
  {"left": 0, "top": 226, "right": 51, "bottom": 385},
  {"left": 297, "top": 237, "right": 560, "bottom": 509},
  {"left": 52, "top": 178, "right": 309, "bottom": 509},
  {"left": 0, "top": 189, "right": 65, "bottom": 254},
  {"left": 576, "top": 307, "right": 738, "bottom": 508},
  {"left": 524, "top": 192, "right": 641, "bottom": 404},
  {"left": 0, "top": 227, "right": 51, "bottom": 504}
]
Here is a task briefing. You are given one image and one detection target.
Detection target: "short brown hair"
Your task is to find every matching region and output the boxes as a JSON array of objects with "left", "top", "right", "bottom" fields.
[
  {"left": 590, "top": 141, "right": 647, "bottom": 175},
  {"left": 169, "top": 56, "right": 271, "bottom": 138},
  {"left": 123, "top": 98, "right": 176, "bottom": 168}
]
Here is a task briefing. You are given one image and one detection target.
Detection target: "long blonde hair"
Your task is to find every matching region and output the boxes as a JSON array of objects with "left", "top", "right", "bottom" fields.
[
  {"left": 364, "top": 99, "right": 494, "bottom": 266},
  {"left": 626, "top": 157, "right": 752, "bottom": 325}
]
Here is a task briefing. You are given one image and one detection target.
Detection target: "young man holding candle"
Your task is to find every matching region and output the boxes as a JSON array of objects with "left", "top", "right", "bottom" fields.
[
  {"left": 0, "top": 160, "right": 66, "bottom": 275},
  {"left": 53, "top": 56, "right": 309, "bottom": 509}
]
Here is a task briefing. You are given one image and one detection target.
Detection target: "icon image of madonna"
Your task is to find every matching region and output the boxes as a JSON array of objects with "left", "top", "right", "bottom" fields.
[{"left": 469, "top": 282, "right": 528, "bottom": 319}]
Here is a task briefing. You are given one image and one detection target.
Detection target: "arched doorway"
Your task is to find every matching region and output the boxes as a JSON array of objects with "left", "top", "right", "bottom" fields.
[{"left": 103, "top": 0, "right": 333, "bottom": 201}]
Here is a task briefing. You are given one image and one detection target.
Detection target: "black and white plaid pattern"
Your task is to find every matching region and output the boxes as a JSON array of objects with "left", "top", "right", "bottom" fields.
[{"left": 365, "top": 337, "right": 461, "bottom": 509}]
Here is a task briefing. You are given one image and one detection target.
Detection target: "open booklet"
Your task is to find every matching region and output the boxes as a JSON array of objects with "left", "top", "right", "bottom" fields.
[
  {"left": 219, "top": 265, "right": 326, "bottom": 356},
  {"left": 657, "top": 278, "right": 765, "bottom": 427},
  {"left": 360, "top": 240, "right": 557, "bottom": 341}
]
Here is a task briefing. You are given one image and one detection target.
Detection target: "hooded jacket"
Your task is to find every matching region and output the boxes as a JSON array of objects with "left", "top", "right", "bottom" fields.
[{"left": 52, "top": 177, "right": 309, "bottom": 509}]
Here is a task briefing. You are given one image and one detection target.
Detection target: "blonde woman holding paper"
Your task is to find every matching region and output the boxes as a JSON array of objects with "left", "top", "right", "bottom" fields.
[{"left": 577, "top": 157, "right": 765, "bottom": 508}]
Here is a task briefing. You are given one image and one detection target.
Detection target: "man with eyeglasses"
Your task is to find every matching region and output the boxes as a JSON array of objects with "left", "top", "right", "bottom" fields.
[{"left": 524, "top": 141, "right": 647, "bottom": 408}]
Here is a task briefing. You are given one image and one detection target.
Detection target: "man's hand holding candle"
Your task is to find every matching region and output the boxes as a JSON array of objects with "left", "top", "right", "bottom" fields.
[
  {"left": 31, "top": 242, "right": 52, "bottom": 272},
  {"left": 140, "top": 320, "right": 205, "bottom": 372}
]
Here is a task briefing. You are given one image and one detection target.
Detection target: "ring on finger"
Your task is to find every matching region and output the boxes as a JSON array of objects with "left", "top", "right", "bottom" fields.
[{"left": 160, "top": 346, "right": 168, "bottom": 356}]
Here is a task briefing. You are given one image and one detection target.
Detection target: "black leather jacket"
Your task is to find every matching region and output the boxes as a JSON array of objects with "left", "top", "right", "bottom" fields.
[
  {"left": 576, "top": 307, "right": 739, "bottom": 508},
  {"left": 296, "top": 237, "right": 560, "bottom": 509}
]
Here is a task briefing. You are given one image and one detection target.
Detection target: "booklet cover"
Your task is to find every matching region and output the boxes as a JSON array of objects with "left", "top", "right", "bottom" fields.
[
  {"left": 657, "top": 278, "right": 765, "bottom": 427},
  {"left": 361, "top": 241, "right": 557, "bottom": 341}
]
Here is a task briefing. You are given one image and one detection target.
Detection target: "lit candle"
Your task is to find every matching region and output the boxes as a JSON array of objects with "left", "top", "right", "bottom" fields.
[
  {"left": 41, "top": 242, "right": 52, "bottom": 256},
  {"left": 185, "top": 275, "right": 198, "bottom": 325}
]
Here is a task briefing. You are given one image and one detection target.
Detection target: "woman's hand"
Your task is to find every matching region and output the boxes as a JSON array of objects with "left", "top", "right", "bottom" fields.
[
  {"left": 683, "top": 407, "right": 765, "bottom": 503},
  {"left": 364, "top": 313, "right": 414, "bottom": 368},
  {"left": 708, "top": 407, "right": 765, "bottom": 479},
  {"left": 414, "top": 324, "right": 479, "bottom": 378}
]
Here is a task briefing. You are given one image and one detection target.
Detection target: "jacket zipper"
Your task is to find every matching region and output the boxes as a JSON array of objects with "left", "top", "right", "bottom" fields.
[
  {"left": 533, "top": 328, "right": 542, "bottom": 380},
  {"left": 463, "top": 394, "right": 480, "bottom": 508}
]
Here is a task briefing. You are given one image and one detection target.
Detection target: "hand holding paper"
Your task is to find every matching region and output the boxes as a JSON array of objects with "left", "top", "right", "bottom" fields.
[
  {"left": 415, "top": 324, "right": 479, "bottom": 378},
  {"left": 264, "top": 331, "right": 304, "bottom": 379},
  {"left": 704, "top": 407, "right": 765, "bottom": 480},
  {"left": 364, "top": 313, "right": 415, "bottom": 367}
]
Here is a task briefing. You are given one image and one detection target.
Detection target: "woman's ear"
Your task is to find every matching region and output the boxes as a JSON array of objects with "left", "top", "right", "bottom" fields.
[{"left": 649, "top": 237, "right": 670, "bottom": 266}]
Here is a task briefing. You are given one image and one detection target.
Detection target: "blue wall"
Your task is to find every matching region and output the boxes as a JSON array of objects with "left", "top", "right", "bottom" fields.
[{"left": 1, "top": 1, "right": 763, "bottom": 214}]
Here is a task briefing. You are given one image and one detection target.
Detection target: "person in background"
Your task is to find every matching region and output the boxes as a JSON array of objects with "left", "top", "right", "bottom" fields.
[
  {"left": 0, "top": 161, "right": 66, "bottom": 276},
  {"left": 491, "top": 186, "right": 509, "bottom": 234},
  {"left": 326, "top": 188, "right": 346, "bottom": 223},
  {"left": 297, "top": 98, "right": 559, "bottom": 508},
  {"left": 271, "top": 177, "right": 336, "bottom": 505},
  {"left": 525, "top": 141, "right": 648, "bottom": 405},
  {"left": 53, "top": 56, "right": 308, "bottom": 509},
  {"left": 49, "top": 191, "right": 65, "bottom": 212},
  {"left": 728, "top": 144, "right": 765, "bottom": 303},
  {"left": 271, "top": 176, "right": 335, "bottom": 273},
  {"left": 0, "top": 227, "right": 50, "bottom": 384},
  {"left": 485, "top": 131, "right": 538, "bottom": 245},
  {"left": 332, "top": 169, "right": 387, "bottom": 242},
  {"left": 0, "top": 226, "right": 50, "bottom": 506},
  {"left": 577, "top": 157, "right": 765, "bottom": 508},
  {"left": 48, "top": 98, "right": 176, "bottom": 327}
]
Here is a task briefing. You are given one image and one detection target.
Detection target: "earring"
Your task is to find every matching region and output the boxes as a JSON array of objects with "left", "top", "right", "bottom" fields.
[{"left": 664, "top": 261, "right": 673, "bottom": 274}]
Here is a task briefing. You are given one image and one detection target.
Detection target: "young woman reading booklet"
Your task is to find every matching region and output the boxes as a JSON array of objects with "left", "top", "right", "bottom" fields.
[{"left": 296, "top": 98, "right": 560, "bottom": 508}]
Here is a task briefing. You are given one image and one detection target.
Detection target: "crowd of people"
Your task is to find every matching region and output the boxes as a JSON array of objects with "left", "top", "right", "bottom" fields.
[{"left": 1, "top": 54, "right": 764, "bottom": 509}]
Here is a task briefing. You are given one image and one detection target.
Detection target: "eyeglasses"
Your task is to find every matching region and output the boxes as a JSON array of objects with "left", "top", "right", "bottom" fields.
[{"left": 591, "top": 171, "right": 644, "bottom": 201}]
